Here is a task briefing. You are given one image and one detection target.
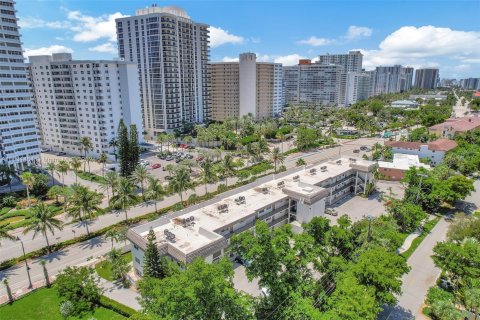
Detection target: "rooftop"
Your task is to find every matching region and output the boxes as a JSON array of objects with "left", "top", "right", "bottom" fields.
[
  {"left": 427, "top": 139, "right": 457, "bottom": 152},
  {"left": 129, "top": 157, "right": 376, "bottom": 262},
  {"left": 385, "top": 141, "right": 421, "bottom": 149},
  {"left": 429, "top": 117, "right": 480, "bottom": 132},
  {"left": 390, "top": 100, "right": 419, "bottom": 107},
  {"left": 378, "top": 154, "right": 430, "bottom": 171}
]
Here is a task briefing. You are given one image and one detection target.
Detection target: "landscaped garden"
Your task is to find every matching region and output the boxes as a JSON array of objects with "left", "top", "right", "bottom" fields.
[{"left": 95, "top": 251, "right": 132, "bottom": 282}]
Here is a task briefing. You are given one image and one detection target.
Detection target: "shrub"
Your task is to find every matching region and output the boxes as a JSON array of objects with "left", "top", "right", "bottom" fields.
[
  {"left": 99, "top": 295, "right": 137, "bottom": 317},
  {"left": 2, "top": 196, "right": 16, "bottom": 208},
  {"left": 173, "top": 203, "right": 184, "bottom": 211},
  {"left": 16, "top": 198, "right": 38, "bottom": 209},
  {"left": 240, "top": 135, "right": 259, "bottom": 145},
  {"left": 188, "top": 193, "right": 197, "bottom": 204},
  {"left": 278, "top": 165, "right": 287, "bottom": 172},
  {"left": 217, "top": 184, "right": 228, "bottom": 192},
  {"left": 425, "top": 287, "right": 453, "bottom": 305}
]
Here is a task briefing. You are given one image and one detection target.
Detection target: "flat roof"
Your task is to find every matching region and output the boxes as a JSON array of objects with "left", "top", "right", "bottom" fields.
[
  {"left": 130, "top": 157, "right": 376, "bottom": 258},
  {"left": 378, "top": 154, "right": 430, "bottom": 171}
]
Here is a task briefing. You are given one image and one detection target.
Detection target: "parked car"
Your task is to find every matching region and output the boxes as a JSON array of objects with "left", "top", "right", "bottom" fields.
[
  {"left": 56, "top": 151, "right": 66, "bottom": 156},
  {"left": 165, "top": 156, "right": 174, "bottom": 161},
  {"left": 325, "top": 208, "right": 338, "bottom": 216},
  {"left": 234, "top": 256, "right": 251, "bottom": 267},
  {"left": 353, "top": 149, "right": 360, "bottom": 153},
  {"left": 360, "top": 146, "right": 368, "bottom": 151},
  {"left": 196, "top": 156, "right": 204, "bottom": 162},
  {"left": 151, "top": 163, "right": 161, "bottom": 169}
]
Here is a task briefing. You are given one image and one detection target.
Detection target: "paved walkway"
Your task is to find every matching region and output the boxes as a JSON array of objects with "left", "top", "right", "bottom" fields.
[
  {"left": 100, "top": 278, "right": 140, "bottom": 311},
  {"left": 378, "top": 217, "right": 449, "bottom": 320}
]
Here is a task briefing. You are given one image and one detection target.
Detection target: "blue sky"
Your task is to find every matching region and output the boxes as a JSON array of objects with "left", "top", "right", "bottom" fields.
[{"left": 17, "top": 0, "right": 480, "bottom": 78}]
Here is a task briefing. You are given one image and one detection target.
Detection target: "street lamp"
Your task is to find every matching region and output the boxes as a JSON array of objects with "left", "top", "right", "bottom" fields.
[{"left": 16, "top": 236, "right": 32, "bottom": 289}]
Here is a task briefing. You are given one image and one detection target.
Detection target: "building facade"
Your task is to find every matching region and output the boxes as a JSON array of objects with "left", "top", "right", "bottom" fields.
[
  {"left": 385, "top": 139, "right": 457, "bottom": 166},
  {"left": 116, "top": 5, "right": 209, "bottom": 137},
  {"left": 345, "top": 72, "right": 371, "bottom": 105},
  {"left": 0, "top": 0, "right": 41, "bottom": 170},
  {"left": 29, "top": 53, "right": 143, "bottom": 158},
  {"left": 128, "top": 157, "right": 377, "bottom": 275},
  {"left": 460, "top": 78, "right": 480, "bottom": 90},
  {"left": 317, "top": 50, "right": 363, "bottom": 73},
  {"left": 209, "top": 53, "right": 284, "bottom": 121},
  {"left": 414, "top": 68, "right": 439, "bottom": 89},
  {"left": 429, "top": 117, "right": 480, "bottom": 138},
  {"left": 283, "top": 60, "right": 346, "bottom": 107},
  {"left": 370, "top": 65, "right": 413, "bottom": 96}
]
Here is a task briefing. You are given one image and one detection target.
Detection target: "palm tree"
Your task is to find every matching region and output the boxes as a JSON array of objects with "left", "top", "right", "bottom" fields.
[
  {"left": 221, "top": 154, "right": 236, "bottom": 186},
  {"left": 56, "top": 160, "right": 69, "bottom": 186},
  {"left": 97, "top": 152, "right": 108, "bottom": 177},
  {"left": 85, "top": 156, "right": 94, "bottom": 174},
  {"left": 270, "top": 147, "right": 286, "bottom": 172},
  {"left": 156, "top": 134, "right": 167, "bottom": 153},
  {"left": 296, "top": 158, "right": 306, "bottom": 167},
  {"left": 0, "top": 224, "right": 14, "bottom": 245},
  {"left": 105, "top": 228, "right": 121, "bottom": 249},
  {"left": 23, "top": 202, "right": 63, "bottom": 252},
  {"left": 199, "top": 159, "right": 217, "bottom": 194},
  {"left": 79, "top": 136, "right": 93, "bottom": 171},
  {"left": 145, "top": 176, "right": 165, "bottom": 213},
  {"left": 131, "top": 164, "right": 150, "bottom": 200},
  {"left": 102, "top": 171, "right": 118, "bottom": 203},
  {"left": 169, "top": 166, "right": 191, "bottom": 202},
  {"left": 67, "top": 184, "right": 101, "bottom": 235},
  {"left": 45, "top": 162, "right": 57, "bottom": 186},
  {"left": 69, "top": 157, "right": 82, "bottom": 183},
  {"left": 110, "top": 177, "right": 138, "bottom": 223},
  {"left": 276, "top": 132, "right": 286, "bottom": 153},
  {"left": 109, "top": 137, "right": 118, "bottom": 161},
  {"left": 20, "top": 171, "right": 35, "bottom": 204},
  {"left": 0, "top": 164, "right": 16, "bottom": 192}
]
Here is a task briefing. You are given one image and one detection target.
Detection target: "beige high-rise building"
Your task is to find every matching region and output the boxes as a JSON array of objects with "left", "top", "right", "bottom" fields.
[{"left": 209, "top": 53, "right": 284, "bottom": 121}]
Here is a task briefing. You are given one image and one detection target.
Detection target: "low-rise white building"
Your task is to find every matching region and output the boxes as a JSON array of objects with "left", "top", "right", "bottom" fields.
[
  {"left": 29, "top": 53, "right": 143, "bottom": 158},
  {"left": 385, "top": 139, "right": 457, "bottom": 166},
  {"left": 127, "top": 157, "right": 377, "bottom": 275},
  {"left": 390, "top": 100, "right": 418, "bottom": 109},
  {"left": 378, "top": 154, "right": 430, "bottom": 181}
]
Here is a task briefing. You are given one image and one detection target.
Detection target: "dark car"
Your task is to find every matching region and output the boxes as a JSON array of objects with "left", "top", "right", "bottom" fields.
[
  {"left": 164, "top": 176, "right": 172, "bottom": 180},
  {"left": 234, "top": 256, "right": 251, "bottom": 267},
  {"left": 353, "top": 149, "right": 360, "bottom": 153},
  {"left": 57, "top": 151, "right": 66, "bottom": 156}
]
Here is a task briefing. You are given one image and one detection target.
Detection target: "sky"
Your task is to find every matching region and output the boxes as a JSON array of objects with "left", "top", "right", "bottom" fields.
[{"left": 16, "top": 0, "right": 480, "bottom": 79}]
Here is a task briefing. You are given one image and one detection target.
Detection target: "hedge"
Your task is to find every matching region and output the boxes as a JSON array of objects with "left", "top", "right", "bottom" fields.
[
  {"left": 240, "top": 135, "right": 259, "bottom": 145},
  {"left": 98, "top": 295, "right": 138, "bottom": 317}
]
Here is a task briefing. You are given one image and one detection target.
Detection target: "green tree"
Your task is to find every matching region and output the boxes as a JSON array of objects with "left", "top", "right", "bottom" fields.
[
  {"left": 464, "top": 287, "right": 480, "bottom": 320},
  {"left": 169, "top": 166, "right": 192, "bottom": 202},
  {"left": 110, "top": 176, "right": 138, "bottom": 223},
  {"left": 295, "top": 126, "right": 317, "bottom": 150},
  {"left": 145, "top": 176, "right": 165, "bottom": 213},
  {"left": 132, "top": 164, "right": 150, "bottom": 200},
  {"left": 56, "top": 266, "right": 101, "bottom": 316},
  {"left": 69, "top": 157, "right": 82, "bottom": 183},
  {"left": 20, "top": 171, "right": 35, "bottom": 204},
  {"left": 102, "top": 171, "right": 118, "bottom": 203},
  {"left": 56, "top": 160, "right": 69, "bottom": 186},
  {"left": 31, "top": 173, "right": 50, "bottom": 196},
  {"left": 0, "top": 165, "right": 15, "bottom": 192},
  {"left": 45, "top": 162, "right": 57, "bottom": 186},
  {"left": 270, "top": 147, "right": 285, "bottom": 172},
  {"left": 40, "top": 259, "right": 51, "bottom": 287},
  {"left": 79, "top": 136, "right": 93, "bottom": 171},
  {"left": 117, "top": 119, "right": 130, "bottom": 177},
  {"left": 67, "top": 184, "right": 101, "bottom": 235},
  {"left": 296, "top": 158, "right": 306, "bottom": 166},
  {"left": 108, "top": 248, "right": 131, "bottom": 286},
  {"left": 199, "top": 158, "right": 217, "bottom": 194},
  {"left": 143, "top": 228, "right": 164, "bottom": 279},
  {"left": 105, "top": 227, "right": 123, "bottom": 249},
  {"left": 23, "top": 202, "right": 63, "bottom": 252},
  {"left": 353, "top": 247, "right": 410, "bottom": 305},
  {"left": 447, "top": 213, "right": 480, "bottom": 242},
  {"left": 0, "top": 224, "right": 14, "bottom": 245},
  {"left": 221, "top": 154, "right": 236, "bottom": 186},
  {"left": 138, "top": 258, "right": 253, "bottom": 320},
  {"left": 97, "top": 152, "right": 108, "bottom": 177},
  {"left": 388, "top": 199, "right": 427, "bottom": 233},
  {"left": 129, "top": 124, "right": 140, "bottom": 173},
  {"left": 430, "top": 299, "right": 463, "bottom": 320}
]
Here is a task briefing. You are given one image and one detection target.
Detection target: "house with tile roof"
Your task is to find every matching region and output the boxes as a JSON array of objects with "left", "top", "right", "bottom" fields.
[
  {"left": 429, "top": 117, "right": 480, "bottom": 138},
  {"left": 385, "top": 139, "right": 457, "bottom": 166}
]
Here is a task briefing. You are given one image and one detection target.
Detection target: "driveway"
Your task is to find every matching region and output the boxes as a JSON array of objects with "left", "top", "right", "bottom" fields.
[{"left": 233, "top": 263, "right": 261, "bottom": 297}]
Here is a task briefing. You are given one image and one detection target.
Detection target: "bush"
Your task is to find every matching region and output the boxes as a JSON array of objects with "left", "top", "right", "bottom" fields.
[
  {"left": 173, "top": 203, "right": 184, "bottom": 211},
  {"left": 278, "top": 165, "right": 287, "bottom": 172},
  {"left": 240, "top": 135, "right": 259, "bottom": 145},
  {"left": 2, "top": 196, "right": 16, "bottom": 208},
  {"left": 16, "top": 198, "right": 38, "bottom": 209},
  {"left": 188, "top": 193, "right": 197, "bottom": 204},
  {"left": 99, "top": 295, "right": 137, "bottom": 317},
  {"left": 425, "top": 287, "right": 453, "bottom": 305},
  {"left": 31, "top": 173, "right": 49, "bottom": 196},
  {"left": 217, "top": 184, "right": 228, "bottom": 192}
]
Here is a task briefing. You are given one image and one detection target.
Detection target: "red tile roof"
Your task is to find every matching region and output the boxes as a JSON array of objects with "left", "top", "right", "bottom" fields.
[
  {"left": 385, "top": 141, "right": 421, "bottom": 149},
  {"left": 429, "top": 117, "right": 480, "bottom": 133},
  {"left": 428, "top": 139, "right": 457, "bottom": 152}
]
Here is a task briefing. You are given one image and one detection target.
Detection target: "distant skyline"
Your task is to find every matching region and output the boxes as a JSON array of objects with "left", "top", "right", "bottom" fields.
[{"left": 16, "top": 0, "right": 480, "bottom": 78}]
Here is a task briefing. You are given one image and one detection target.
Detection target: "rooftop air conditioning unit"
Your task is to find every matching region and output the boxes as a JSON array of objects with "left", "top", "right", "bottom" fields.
[
  {"left": 320, "top": 166, "right": 327, "bottom": 172},
  {"left": 309, "top": 168, "right": 317, "bottom": 174},
  {"left": 336, "top": 160, "right": 342, "bottom": 165},
  {"left": 261, "top": 187, "right": 269, "bottom": 194},
  {"left": 293, "top": 175, "right": 300, "bottom": 181},
  {"left": 277, "top": 181, "right": 285, "bottom": 188}
]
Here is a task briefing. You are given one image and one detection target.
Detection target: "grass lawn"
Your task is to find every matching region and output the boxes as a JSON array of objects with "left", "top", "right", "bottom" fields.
[
  {"left": 400, "top": 217, "right": 441, "bottom": 259},
  {"left": 0, "top": 287, "right": 126, "bottom": 320},
  {"left": 77, "top": 171, "right": 106, "bottom": 184},
  {"left": 95, "top": 252, "right": 132, "bottom": 281}
]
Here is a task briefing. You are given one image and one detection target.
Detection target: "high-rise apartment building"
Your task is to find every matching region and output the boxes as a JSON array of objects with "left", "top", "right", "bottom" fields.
[
  {"left": 0, "top": 0, "right": 41, "bottom": 170},
  {"left": 116, "top": 5, "right": 209, "bottom": 138},
  {"left": 29, "top": 53, "right": 143, "bottom": 158},
  {"left": 209, "top": 53, "right": 284, "bottom": 121},
  {"left": 284, "top": 60, "right": 346, "bottom": 107},
  {"left": 370, "top": 65, "right": 413, "bottom": 96},
  {"left": 460, "top": 78, "right": 480, "bottom": 90},
  {"left": 414, "top": 68, "right": 439, "bottom": 89},
  {"left": 317, "top": 50, "right": 363, "bottom": 73},
  {"left": 345, "top": 72, "right": 372, "bottom": 105}
]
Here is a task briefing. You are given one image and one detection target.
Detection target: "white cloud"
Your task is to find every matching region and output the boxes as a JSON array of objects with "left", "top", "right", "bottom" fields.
[
  {"left": 298, "top": 36, "right": 333, "bottom": 47},
  {"left": 222, "top": 56, "right": 239, "bottom": 62},
  {"left": 88, "top": 42, "right": 117, "bottom": 54},
  {"left": 346, "top": 26, "right": 372, "bottom": 40},
  {"left": 18, "top": 16, "right": 71, "bottom": 29},
  {"left": 25, "top": 45, "right": 73, "bottom": 58},
  {"left": 359, "top": 26, "right": 480, "bottom": 71},
  {"left": 209, "top": 26, "right": 244, "bottom": 48},
  {"left": 274, "top": 54, "right": 306, "bottom": 66},
  {"left": 67, "top": 10, "right": 128, "bottom": 42}
]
